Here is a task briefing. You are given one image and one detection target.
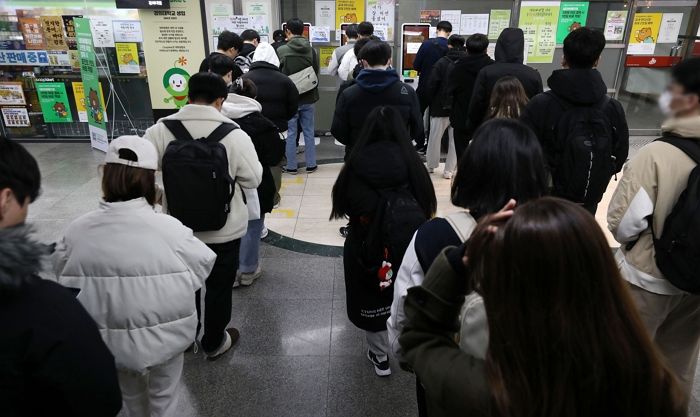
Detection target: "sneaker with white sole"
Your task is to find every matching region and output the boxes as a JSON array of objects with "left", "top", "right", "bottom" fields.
[
  {"left": 233, "top": 271, "right": 241, "bottom": 289},
  {"left": 260, "top": 226, "right": 269, "bottom": 239},
  {"left": 205, "top": 328, "right": 240, "bottom": 361},
  {"left": 443, "top": 171, "right": 453, "bottom": 179},
  {"left": 367, "top": 350, "right": 391, "bottom": 377},
  {"left": 239, "top": 265, "right": 262, "bottom": 286},
  {"left": 427, "top": 168, "right": 435, "bottom": 174}
]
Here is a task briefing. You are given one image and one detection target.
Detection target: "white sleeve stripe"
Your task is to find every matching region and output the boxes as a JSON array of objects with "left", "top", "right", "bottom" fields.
[{"left": 615, "top": 188, "right": 654, "bottom": 243}]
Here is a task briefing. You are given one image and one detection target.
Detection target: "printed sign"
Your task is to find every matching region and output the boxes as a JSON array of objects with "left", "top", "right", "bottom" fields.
[
  {"left": 440, "top": 10, "right": 462, "bottom": 33},
  {"left": 116, "top": 43, "right": 140, "bottom": 73},
  {"left": 315, "top": 1, "right": 335, "bottom": 29},
  {"left": 628, "top": 13, "right": 662, "bottom": 55},
  {"left": 367, "top": 0, "right": 394, "bottom": 40},
  {"left": 71, "top": 82, "right": 108, "bottom": 123},
  {"left": 243, "top": 0, "right": 272, "bottom": 35},
  {"left": 319, "top": 46, "right": 336, "bottom": 74},
  {"left": 556, "top": 2, "right": 589, "bottom": 44},
  {"left": 419, "top": 10, "right": 441, "bottom": 26},
  {"left": 113, "top": 20, "right": 144, "bottom": 43},
  {"left": 336, "top": 0, "right": 364, "bottom": 28},
  {"left": 2, "top": 107, "right": 30, "bottom": 127},
  {"left": 488, "top": 10, "right": 512, "bottom": 40},
  {"left": 311, "top": 26, "right": 330, "bottom": 43},
  {"left": 604, "top": 10, "right": 627, "bottom": 41},
  {"left": 36, "top": 82, "right": 73, "bottom": 123},
  {"left": 519, "top": 1, "right": 561, "bottom": 64},
  {"left": 460, "top": 14, "right": 489, "bottom": 36},
  {"left": 48, "top": 51, "right": 71, "bottom": 66},
  {"left": 89, "top": 16, "right": 115, "bottom": 48},
  {"left": 18, "top": 17, "right": 46, "bottom": 49},
  {"left": 0, "top": 82, "right": 26, "bottom": 105},
  {"left": 62, "top": 15, "right": 82, "bottom": 50},
  {"left": 0, "top": 50, "right": 49, "bottom": 66},
  {"left": 40, "top": 16, "right": 67, "bottom": 50},
  {"left": 657, "top": 13, "right": 683, "bottom": 44}
]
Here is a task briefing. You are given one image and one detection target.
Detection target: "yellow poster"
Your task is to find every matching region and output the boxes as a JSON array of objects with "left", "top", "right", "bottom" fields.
[
  {"left": 115, "top": 43, "right": 140, "bottom": 74},
  {"left": 40, "top": 16, "right": 67, "bottom": 50},
  {"left": 336, "top": 0, "right": 364, "bottom": 28},
  {"left": 628, "top": 13, "right": 662, "bottom": 55},
  {"left": 139, "top": 0, "right": 207, "bottom": 111},
  {"left": 71, "top": 82, "right": 108, "bottom": 123},
  {"left": 319, "top": 46, "right": 336, "bottom": 75}
]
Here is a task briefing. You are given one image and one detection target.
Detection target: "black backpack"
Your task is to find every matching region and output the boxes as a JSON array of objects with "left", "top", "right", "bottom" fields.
[
  {"left": 362, "top": 186, "right": 427, "bottom": 283},
  {"left": 161, "top": 120, "right": 238, "bottom": 232},
  {"left": 549, "top": 92, "right": 617, "bottom": 205},
  {"left": 653, "top": 136, "right": 700, "bottom": 294}
]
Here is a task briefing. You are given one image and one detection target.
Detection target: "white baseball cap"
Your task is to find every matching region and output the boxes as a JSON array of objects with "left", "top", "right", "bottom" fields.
[{"left": 105, "top": 136, "right": 158, "bottom": 170}]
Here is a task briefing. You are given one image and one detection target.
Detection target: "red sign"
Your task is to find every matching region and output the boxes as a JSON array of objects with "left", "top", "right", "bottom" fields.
[
  {"left": 625, "top": 55, "right": 682, "bottom": 68},
  {"left": 693, "top": 42, "right": 700, "bottom": 57}
]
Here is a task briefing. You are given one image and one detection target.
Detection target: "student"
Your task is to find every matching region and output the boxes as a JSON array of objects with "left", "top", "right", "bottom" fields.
[
  {"left": 222, "top": 78, "right": 285, "bottom": 287},
  {"left": 277, "top": 18, "right": 319, "bottom": 174},
  {"left": 329, "top": 24, "right": 358, "bottom": 78},
  {"left": 414, "top": 20, "right": 452, "bottom": 115},
  {"left": 271, "top": 29, "right": 287, "bottom": 50},
  {"left": 331, "top": 106, "right": 436, "bottom": 377},
  {"left": 448, "top": 33, "right": 494, "bottom": 157},
  {"left": 209, "top": 53, "right": 243, "bottom": 87},
  {"left": 487, "top": 75, "right": 529, "bottom": 119},
  {"left": 332, "top": 40, "right": 424, "bottom": 157},
  {"left": 522, "top": 27, "right": 628, "bottom": 214},
  {"left": 608, "top": 57, "right": 700, "bottom": 403},
  {"left": 388, "top": 119, "right": 548, "bottom": 416},
  {"left": 337, "top": 21, "right": 374, "bottom": 81},
  {"left": 0, "top": 137, "right": 122, "bottom": 417},
  {"left": 199, "top": 30, "right": 244, "bottom": 72},
  {"left": 468, "top": 28, "right": 543, "bottom": 136},
  {"left": 337, "top": 35, "right": 380, "bottom": 87},
  {"left": 53, "top": 136, "right": 216, "bottom": 417},
  {"left": 401, "top": 197, "right": 687, "bottom": 417},
  {"left": 144, "top": 72, "right": 262, "bottom": 360},
  {"left": 424, "top": 34, "right": 466, "bottom": 179},
  {"left": 236, "top": 29, "right": 260, "bottom": 73}
]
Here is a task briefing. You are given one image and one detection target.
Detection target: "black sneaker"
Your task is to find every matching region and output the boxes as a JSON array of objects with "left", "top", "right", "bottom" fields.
[
  {"left": 306, "top": 165, "right": 318, "bottom": 174},
  {"left": 282, "top": 167, "right": 298, "bottom": 175},
  {"left": 339, "top": 225, "right": 350, "bottom": 238},
  {"left": 367, "top": 350, "right": 391, "bottom": 377}
]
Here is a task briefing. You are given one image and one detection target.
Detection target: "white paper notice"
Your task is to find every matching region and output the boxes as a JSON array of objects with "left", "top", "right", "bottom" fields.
[
  {"left": 440, "top": 10, "right": 461, "bottom": 33},
  {"left": 310, "top": 26, "right": 330, "bottom": 43},
  {"left": 89, "top": 17, "right": 114, "bottom": 48},
  {"left": 604, "top": 10, "right": 628, "bottom": 41},
  {"left": 113, "top": 20, "right": 143, "bottom": 43},
  {"left": 658, "top": 13, "right": 683, "bottom": 44},
  {"left": 627, "top": 43, "right": 656, "bottom": 55},
  {"left": 315, "top": 1, "right": 335, "bottom": 29},
  {"left": 486, "top": 43, "right": 496, "bottom": 60},
  {"left": 429, "top": 27, "right": 437, "bottom": 39},
  {"left": 407, "top": 42, "right": 421, "bottom": 54},
  {"left": 460, "top": 14, "right": 489, "bottom": 36}
]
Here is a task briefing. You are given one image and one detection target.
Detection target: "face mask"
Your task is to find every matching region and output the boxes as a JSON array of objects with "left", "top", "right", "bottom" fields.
[{"left": 658, "top": 90, "right": 673, "bottom": 116}]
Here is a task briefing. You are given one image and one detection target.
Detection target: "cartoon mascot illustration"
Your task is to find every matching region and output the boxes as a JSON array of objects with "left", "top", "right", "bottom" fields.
[
  {"left": 163, "top": 56, "right": 190, "bottom": 109},
  {"left": 53, "top": 102, "right": 68, "bottom": 118},
  {"left": 636, "top": 27, "right": 655, "bottom": 43},
  {"left": 87, "top": 88, "right": 104, "bottom": 124}
]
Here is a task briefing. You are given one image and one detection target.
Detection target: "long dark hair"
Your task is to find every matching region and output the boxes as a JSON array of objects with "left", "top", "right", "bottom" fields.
[
  {"left": 488, "top": 76, "right": 529, "bottom": 119},
  {"left": 467, "top": 197, "right": 686, "bottom": 417},
  {"left": 330, "top": 106, "right": 436, "bottom": 219},
  {"left": 451, "top": 119, "right": 547, "bottom": 219}
]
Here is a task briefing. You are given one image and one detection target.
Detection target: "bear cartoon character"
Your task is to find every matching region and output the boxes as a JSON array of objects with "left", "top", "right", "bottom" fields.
[
  {"left": 342, "top": 13, "right": 358, "bottom": 23},
  {"left": 87, "top": 88, "right": 104, "bottom": 124},
  {"left": 636, "top": 27, "right": 654, "bottom": 43},
  {"left": 162, "top": 67, "right": 190, "bottom": 109},
  {"left": 568, "top": 22, "right": 582, "bottom": 33},
  {"left": 52, "top": 101, "right": 68, "bottom": 118},
  {"left": 121, "top": 52, "right": 138, "bottom": 66}
]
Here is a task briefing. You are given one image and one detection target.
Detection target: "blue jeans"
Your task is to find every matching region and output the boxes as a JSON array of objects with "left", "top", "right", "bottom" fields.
[
  {"left": 239, "top": 215, "right": 264, "bottom": 273},
  {"left": 286, "top": 103, "right": 316, "bottom": 170}
]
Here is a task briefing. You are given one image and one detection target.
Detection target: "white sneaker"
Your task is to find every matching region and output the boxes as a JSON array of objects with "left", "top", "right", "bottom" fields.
[
  {"left": 205, "top": 328, "right": 239, "bottom": 361},
  {"left": 443, "top": 171, "right": 453, "bottom": 179},
  {"left": 260, "top": 226, "right": 269, "bottom": 239},
  {"left": 427, "top": 168, "right": 434, "bottom": 174},
  {"left": 239, "top": 265, "right": 262, "bottom": 286},
  {"left": 367, "top": 350, "right": 391, "bottom": 377}
]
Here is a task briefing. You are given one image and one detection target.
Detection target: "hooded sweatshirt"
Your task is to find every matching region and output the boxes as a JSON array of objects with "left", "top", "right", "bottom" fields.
[
  {"left": 252, "top": 41, "right": 279, "bottom": 67},
  {"left": 425, "top": 48, "right": 468, "bottom": 117},
  {"left": 331, "top": 68, "right": 424, "bottom": 155},
  {"left": 448, "top": 52, "right": 494, "bottom": 132},
  {"left": 0, "top": 226, "right": 122, "bottom": 417},
  {"left": 608, "top": 115, "right": 700, "bottom": 295},
  {"left": 467, "top": 28, "right": 543, "bottom": 135},
  {"left": 277, "top": 35, "right": 320, "bottom": 104},
  {"left": 521, "top": 68, "right": 629, "bottom": 195}
]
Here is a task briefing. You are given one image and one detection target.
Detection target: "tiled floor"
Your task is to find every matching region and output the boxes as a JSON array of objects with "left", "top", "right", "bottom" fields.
[{"left": 20, "top": 140, "right": 700, "bottom": 416}]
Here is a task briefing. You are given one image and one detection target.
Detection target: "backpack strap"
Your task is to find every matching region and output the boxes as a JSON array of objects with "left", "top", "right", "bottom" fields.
[
  {"left": 162, "top": 119, "right": 194, "bottom": 141},
  {"left": 546, "top": 90, "right": 611, "bottom": 112},
  {"left": 444, "top": 211, "right": 477, "bottom": 243},
  {"left": 204, "top": 123, "right": 238, "bottom": 143},
  {"left": 656, "top": 135, "right": 700, "bottom": 164}
]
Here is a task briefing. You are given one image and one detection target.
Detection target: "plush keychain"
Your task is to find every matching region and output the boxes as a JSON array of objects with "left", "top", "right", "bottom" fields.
[{"left": 377, "top": 248, "right": 393, "bottom": 290}]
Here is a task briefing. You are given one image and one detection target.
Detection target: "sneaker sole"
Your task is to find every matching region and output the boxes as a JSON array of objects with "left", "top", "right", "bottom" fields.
[
  {"left": 239, "top": 272, "right": 262, "bottom": 286},
  {"left": 367, "top": 351, "right": 392, "bottom": 377},
  {"left": 206, "top": 329, "right": 240, "bottom": 361}
]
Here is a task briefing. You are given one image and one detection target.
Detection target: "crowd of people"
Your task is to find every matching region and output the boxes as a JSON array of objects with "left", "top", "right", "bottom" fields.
[{"left": 1, "top": 15, "right": 699, "bottom": 417}]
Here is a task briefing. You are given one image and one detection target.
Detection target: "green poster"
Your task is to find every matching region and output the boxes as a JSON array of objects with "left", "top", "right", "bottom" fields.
[
  {"left": 556, "top": 2, "right": 589, "bottom": 43},
  {"left": 36, "top": 82, "right": 73, "bottom": 123},
  {"left": 488, "top": 10, "right": 512, "bottom": 40},
  {"left": 519, "top": 1, "right": 561, "bottom": 64},
  {"left": 74, "top": 17, "right": 108, "bottom": 152}
]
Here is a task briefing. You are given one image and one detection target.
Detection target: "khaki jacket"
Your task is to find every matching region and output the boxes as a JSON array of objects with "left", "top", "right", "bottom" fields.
[{"left": 608, "top": 115, "right": 700, "bottom": 295}]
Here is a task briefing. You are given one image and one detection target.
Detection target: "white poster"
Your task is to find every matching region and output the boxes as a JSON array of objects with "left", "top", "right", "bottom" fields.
[
  {"left": 242, "top": 0, "right": 272, "bottom": 35},
  {"left": 2, "top": 107, "right": 30, "bottom": 127},
  {"left": 367, "top": 0, "right": 394, "bottom": 40},
  {"left": 460, "top": 14, "right": 489, "bottom": 35},
  {"left": 311, "top": 26, "right": 330, "bottom": 43},
  {"left": 47, "top": 51, "right": 71, "bottom": 66},
  {"left": 113, "top": 20, "right": 143, "bottom": 43},
  {"left": 440, "top": 10, "right": 461, "bottom": 33},
  {"left": 315, "top": 1, "right": 335, "bottom": 28},
  {"left": 406, "top": 42, "right": 421, "bottom": 54},
  {"left": 658, "top": 13, "right": 683, "bottom": 44},
  {"left": 604, "top": 10, "right": 628, "bottom": 41},
  {"left": 89, "top": 16, "right": 114, "bottom": 48},
  {"left": 210, "top": 3, "right": 233, "bottom": 17},
  {"left": 373, "top": 24, "right": 389, "bottom": 41}
]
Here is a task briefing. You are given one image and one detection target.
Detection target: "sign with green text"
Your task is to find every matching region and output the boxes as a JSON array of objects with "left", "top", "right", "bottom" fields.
[
  {"left": 519, "top": 1, "right": 561, "bottom": 64},
  {"left": 556, "top": 2, "right": 589, "bottom": 44},
  {"left": 36, "top": 82, "right": 73, "bottom": 123}
]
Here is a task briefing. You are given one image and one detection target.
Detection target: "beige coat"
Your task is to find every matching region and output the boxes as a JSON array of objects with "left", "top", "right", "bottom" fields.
[{"left": 608, "top": 115, "right": 700, "bottom": 295}]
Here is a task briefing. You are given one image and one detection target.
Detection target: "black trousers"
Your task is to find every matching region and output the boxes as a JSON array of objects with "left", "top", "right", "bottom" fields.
[
  {"left": 196, "top": 238, "right": 241, "bottom": 352},
  {"left": 453, "top": 128, "right": 469, "bottom": 159},
  {"left": 416, "top": 376, "right": 428, "bottom": 417}
]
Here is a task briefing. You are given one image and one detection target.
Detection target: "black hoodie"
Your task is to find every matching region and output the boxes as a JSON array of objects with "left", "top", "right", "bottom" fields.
[
  {"left": 466, "top": 28, "right": 543, "bottom": 136},
  {"left": 0, "top": 227, "right": 122, "bottom": 417},
  {"left": 448, "top": 52, "right": 495, "bottom": 133},
  {"left": 243, "top": 61, "right": 300, "bottom": 131},
  {"left": 424, "top": 48, "right": 468, "bottom": 117},
  {"left": 521, "top": 68, "right": 629, "bottom": 175}
]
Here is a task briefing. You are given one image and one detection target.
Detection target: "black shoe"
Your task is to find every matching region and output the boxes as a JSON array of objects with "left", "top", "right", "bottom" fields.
[
  {"left": 306, "top": 165, "right": 318, "bottom": 174},
  {"left": 282, "top": 167, "right": 298, "bottom": 175},
  {"left": 339, "top": 225, "right": 349, "bottom": 238},
  {"left": 367, "top": 350, "right": 391, "bottom": 377},
  {"left": 415, "top": 144, "right": 427, "bottom": 155}
]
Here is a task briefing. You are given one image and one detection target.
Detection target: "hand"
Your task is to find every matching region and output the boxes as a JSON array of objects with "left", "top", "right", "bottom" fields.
[{"left": 463, "top": 199, "right": 517, "bottom": 267}]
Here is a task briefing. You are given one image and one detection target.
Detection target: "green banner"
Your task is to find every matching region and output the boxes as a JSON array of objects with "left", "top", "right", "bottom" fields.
[
  {"left": 74, "top": 17, "right": 108, "bottom": 151},
  {"left": 556, "top": 2, "right": 589, "bottom": 43},
  {"left": 36, "top": 82, "right": 73, "bottom": 123}
]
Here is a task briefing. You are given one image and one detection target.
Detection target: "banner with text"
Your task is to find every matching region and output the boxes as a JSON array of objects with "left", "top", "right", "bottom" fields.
[{"left": 519, "top": 1, "right": 560, "bottom": 64}]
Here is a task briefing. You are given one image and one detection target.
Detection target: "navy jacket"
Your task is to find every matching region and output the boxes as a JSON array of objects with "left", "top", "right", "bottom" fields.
[{"left": 414, "top": 37, "right": 449, "bottom": 104}]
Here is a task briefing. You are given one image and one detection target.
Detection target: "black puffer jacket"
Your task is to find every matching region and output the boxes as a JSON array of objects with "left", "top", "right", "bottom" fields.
[
  {"left": 424, "top": 48, "right": 468, "bottom": 117},
  {"left": 332, "top": 68, "right": 424, "bottom": 155},
  {"left": 467, "top": 28, "right": 543, "bottom": 136},
  {"left": 0, "top": 227, "right": 122, "bottom": 417},
  {"left": 448, "top": 53, "right": 495, "bottom": 131},
  {"left": 243, "top": 61, "right": 300, "bottom": 132}
]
